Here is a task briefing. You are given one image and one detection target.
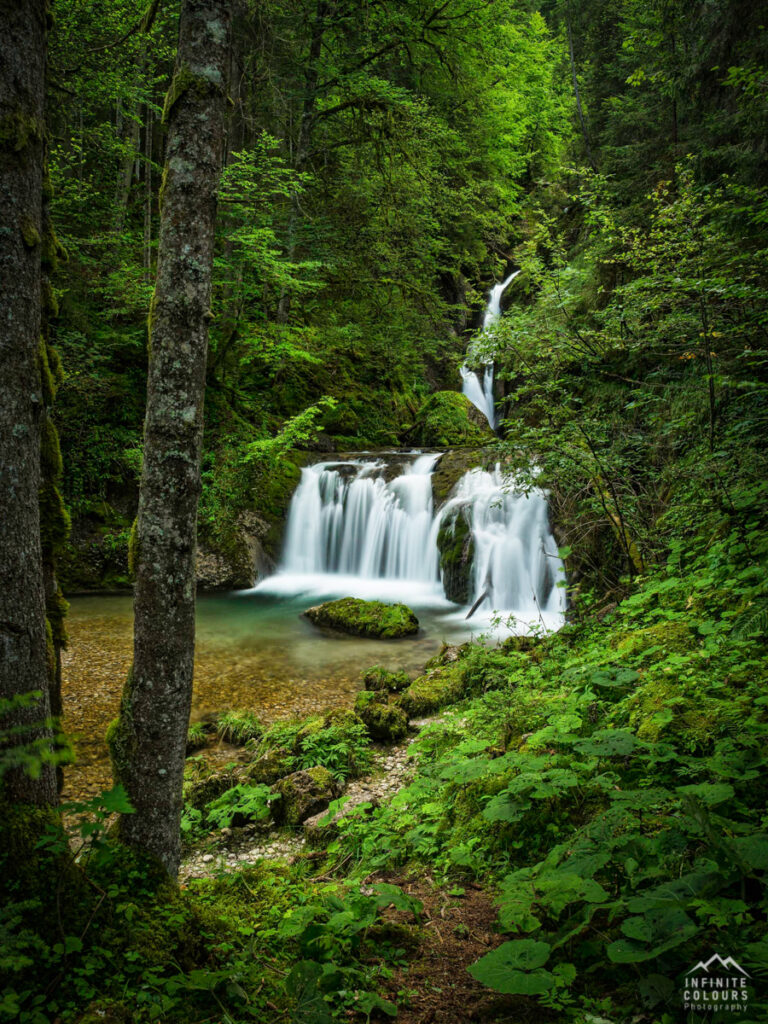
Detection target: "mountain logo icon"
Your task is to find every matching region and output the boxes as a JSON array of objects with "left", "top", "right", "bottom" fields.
[{"left": 686, "top": 954, "right": 750, "bottom": 977}]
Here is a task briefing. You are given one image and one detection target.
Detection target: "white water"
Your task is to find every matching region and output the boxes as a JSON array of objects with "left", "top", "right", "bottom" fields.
[
  {"left": 460, "top": 268, "right": 521, "bottom": 429},
  {"left": 256, "top": 452, "right": 565, "bottom": 636},
  {"left": 430, "top": 466, "right": 565, "bottom": 632}
]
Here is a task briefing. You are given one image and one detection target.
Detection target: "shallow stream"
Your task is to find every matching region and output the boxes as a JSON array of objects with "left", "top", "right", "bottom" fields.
[{"left": 62, "top": 585, "right": 475, "bottom": 801}]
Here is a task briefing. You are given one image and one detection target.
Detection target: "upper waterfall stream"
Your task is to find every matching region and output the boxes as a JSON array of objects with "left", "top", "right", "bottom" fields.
[{"left": 460, "top": 268, "right": 521, "bottom": 429}]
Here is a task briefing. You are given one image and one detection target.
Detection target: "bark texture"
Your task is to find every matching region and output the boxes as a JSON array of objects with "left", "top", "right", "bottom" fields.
[
  {"left": 109, "top": 0, "right": 231, "bottom": 876},
  {"left": 0, "top": 0, "right": 57, "bottom": 804}
]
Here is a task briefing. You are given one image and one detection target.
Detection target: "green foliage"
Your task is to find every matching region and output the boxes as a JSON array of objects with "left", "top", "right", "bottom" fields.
[{"left": 215, "top": 709, "right": 264, "bottom": 746}]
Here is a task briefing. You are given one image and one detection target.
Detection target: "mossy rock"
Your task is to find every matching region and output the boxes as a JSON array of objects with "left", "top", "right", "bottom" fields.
[
  {"left": 246, "top": 746, "right": 293, "bottom": 785},
  {"left": 304, "top": 598, "right": 419, "bottom": 639},
  {"left": 270, "top": 766, "right": 341, "bottom": 826},
  {"left": 409, "top": 391, "right": 495, "bottom": 447},
  {"left": 436, "top": 503, "right": 475, "bottom": 604},
  {"left": 614, "top": 620, "right": 695, "bottom": 661},
  {"left": 354, "top": 689, "right": 409, "bottom": 742},
  {"left": 397, "top": 662, "right": 470, "bottom": 717},
  {"left": 183, "top": 764, "right": 247, "bottom": 810},
  {"left": 362, "top": 665, "right": 412, "bottom": 693},
  {"left": 424, "top": 642, "right": 471, "bottom": 670},
  {"left": 430, "top": 448, "right": 495, "bottom": 507}
]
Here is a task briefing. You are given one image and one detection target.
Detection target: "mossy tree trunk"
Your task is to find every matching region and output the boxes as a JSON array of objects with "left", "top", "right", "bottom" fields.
[
  {"left": 0, "top": 0, "right": 58, "bottom": 805},
  {"left": 109, "top": 0, "right": 231, "bottom": 877}
]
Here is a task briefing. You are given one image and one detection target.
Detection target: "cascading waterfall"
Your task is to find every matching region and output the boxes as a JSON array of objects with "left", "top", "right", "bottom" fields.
[
  {"left": 269, "top": 451, "right": 566, "bottom": 634},
  {"left": 460, "top": 268, "right": 521, "bottom": 429},
  {"left": 430, "top": 466, "right": 565, "bottom": 628},
  {"left": 282, "top": 454, "right": 439, "bottom": 581}
]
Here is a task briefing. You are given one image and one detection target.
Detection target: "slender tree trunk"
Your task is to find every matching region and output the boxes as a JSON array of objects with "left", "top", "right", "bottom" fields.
[
  {"left": 0, "top": 0, "right": 57, "bottom": 805},
  {"left": 565, "top": 3, "right": 596, "bottom": 172},
  {"left": 109, "top": 0, "right": 231, "bottom": 877},
  {"left": 277, "top": 0, "right": 327, "bottom": 322}
]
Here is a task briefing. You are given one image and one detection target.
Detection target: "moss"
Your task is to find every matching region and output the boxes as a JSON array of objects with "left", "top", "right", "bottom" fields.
[
  {"left": 38, "top": 338, "right": 56, "bottom": 405},
  {"left": 397, "top": 662, "right": 470, "bottom": 717},
  {"left": 42, "top": 279, "right": 59, "bottom": 317},
  {"left": 41, "top": 220, "right": 66, "bottom": 272},
  {"left": 246, "top": 746, "right": 293, "bottom": 786},
  {"left": 128, "top": 517, "right": 139, "bottom": 579},
  {"left": 107, "top": 666, "right": 138, "bottom": 788},
  {"left": 410, "top": 391, "right": 495, "bottom": 447},
  {"left": 436, "top": 504, "right": 475, "bottom": 604},
  {"left": 362, "top": 665, "right": 412, "bottom": 693},
  {"left": 20, "top": 216, "right": 41, "bottom": 248},
  {"left": 46, "top": 586, "right": 69, "bottom": 650},
  {"left": 40, "top": 416, "right": 63, "bottom": 479},
  {"left": 162, "top": 62, "right": 215, "bottom": 125},
  {"left": 0, "top": 110, "right": 43, "bottom": 153},
  {"left": 304, "top": 597, "right": 419, "bottom": 639},
  {"left": 359, "top": 700, "right": 409, "bottom": 742},
  {"left": 615, "top": 620, "right": 695, "bottom": 661},
  {"left": 47, "top": 343, "right": 64, "bottom": 386},
  {"left": 39, "top": 480, "right": 71, "bottom": 556},
  {"left": 270, "top": 766, "right": 339, "bottom": 826}
]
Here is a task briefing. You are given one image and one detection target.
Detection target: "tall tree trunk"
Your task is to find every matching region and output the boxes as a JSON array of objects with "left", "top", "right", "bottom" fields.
[
  {"left": 0, "top": 0, "right": 57, "bottom": 805},
  {"left": 109, "top": 0, "right": 231, "bottom": 877},
  {"left": 565, "top": 3, "right": 596, "bottom": 172},
  {"left": 276, "top": 0, "right": 327, "bottom": 322}
]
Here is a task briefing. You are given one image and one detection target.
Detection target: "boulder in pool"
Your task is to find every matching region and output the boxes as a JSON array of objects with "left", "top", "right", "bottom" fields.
[{"left": 303, "top": 598, "right": 419, "bottom": 639}]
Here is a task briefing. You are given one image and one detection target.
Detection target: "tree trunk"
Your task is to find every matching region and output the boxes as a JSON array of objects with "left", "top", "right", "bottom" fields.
[
  {"left": 0, "top": 0, "right": 57, "bottom": 805},
  {"left": 109, "top": 0, "right": 231, "bottom": 877},
  {"left": 565, "top": 3, "right": 596, "bottom": 172},
  {"left": 276, "top": 0, "right": 327, "bottom": 322}
]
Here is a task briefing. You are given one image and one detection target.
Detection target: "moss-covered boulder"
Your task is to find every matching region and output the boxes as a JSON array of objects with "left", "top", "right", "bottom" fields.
[
  {"left": 409, "top": 392, "right": 495, "bottom": 447},
  {"left": 304, "top": 598, "right": 419, "bottom": 639},
  {"left": 183, "top": 764, "right": 247, "bottom": 810},
  {"left": 436, "top": 503, "right": 475, "bottom": 604},
  {"left": 430, "top": 448, "right": 494, "bottom": 507},
  {"left": 270, "top": 766, "right": 341, "bottom": 826},
  {"left": 246, "top": 746, "right": 293, "bottom": 785},
  {"left": 354, "top": 690, "right": 409, "bottom": 742},
  {"left": 397, "top": 661, "right": 470, "bottom": 717},
  {"left": 362, "top": 665, "right": 412, "bottom": 693}
]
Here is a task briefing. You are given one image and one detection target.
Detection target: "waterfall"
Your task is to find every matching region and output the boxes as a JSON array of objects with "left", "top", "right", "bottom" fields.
[
  {"left": 282, "top": 454, "right": 440, "bottom": 581},
  {"left": 268, "top": 451, "right": 566, "bottom": 633},
  {"left": 431, "top": 466, "right": 565, "bottom": 628},
  {"left": 461, "top": 268, "right": 521, "bottom": 429}
]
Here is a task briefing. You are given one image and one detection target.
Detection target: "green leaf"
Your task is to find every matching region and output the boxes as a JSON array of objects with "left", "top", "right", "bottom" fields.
[
  {"left": 468, "top": 941, "right": 554, "bottom": 995},
  {"left": 675, "top": 782, "right": 734, "bottom": 806}
]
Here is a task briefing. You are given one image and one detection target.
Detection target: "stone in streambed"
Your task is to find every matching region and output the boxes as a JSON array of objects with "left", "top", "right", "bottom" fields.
[
  {"left": 362, "top": 665, "right": 412, "bottom": 693},
  {"left": 303, "top": 597, "right": 419, "bottom": 639},
  {"left": 270, "top": 766, "right": 341, "bottom": 826},
  {"left": 355, "top": 690, "right": 409, "bottom": 742}
]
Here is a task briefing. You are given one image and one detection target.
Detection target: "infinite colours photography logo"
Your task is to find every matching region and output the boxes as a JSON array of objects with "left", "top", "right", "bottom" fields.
[{"left": 682, "top": 954, "right": 751, "bottom": 1014}]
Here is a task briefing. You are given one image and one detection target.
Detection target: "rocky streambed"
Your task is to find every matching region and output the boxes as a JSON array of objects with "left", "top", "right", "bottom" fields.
[{"left": 180, "top": 725, "right": 430, "bottom": 882}]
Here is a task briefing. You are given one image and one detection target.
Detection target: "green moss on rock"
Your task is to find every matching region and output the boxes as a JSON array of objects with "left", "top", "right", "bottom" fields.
[
  {"left": 410, "top": 391, "right": 495, "bottom": 447},
  {"left": 436, "top": 503, "right": 475, "bottom": 604},
  {"left": 246, "top": 746, "right": 293, "bottom": 786},
  {"left": 304, "top": 598, "right": 419, "bottom": 639},
  {"left": 362, "top": 665, "right": 412, "bottom": 693},
  {"left": 270, "top": 766, "right": 340, "bottom": 826},
  {"left": 397, "top": 661, "right": 470, "bottom": 717}
]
